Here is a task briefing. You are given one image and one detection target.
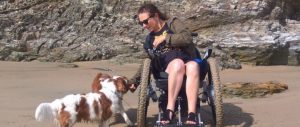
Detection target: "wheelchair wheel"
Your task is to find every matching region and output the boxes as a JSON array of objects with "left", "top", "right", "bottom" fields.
[
  {"left": 137, "top": 58, "right": 151, "bottom": 127},
  {"left": 206, "top": 58, "right": 223, "bottom": 127}
]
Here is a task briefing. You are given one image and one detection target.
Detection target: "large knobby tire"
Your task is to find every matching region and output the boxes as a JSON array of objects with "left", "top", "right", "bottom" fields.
[
  {"left": 137, "top": 58, "right": 151, "bottom": 127},
  {"left": 207, "top": 58, "right": 224, "bottom": 127}
]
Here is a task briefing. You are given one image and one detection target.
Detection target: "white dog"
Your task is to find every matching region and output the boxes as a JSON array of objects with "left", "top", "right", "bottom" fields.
[{"left": 35, "top": 73, "right": 134, "bottom": 127}]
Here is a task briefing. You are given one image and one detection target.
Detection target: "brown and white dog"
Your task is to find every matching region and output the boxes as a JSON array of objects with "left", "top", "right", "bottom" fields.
[{"left": 35, "top": 73, "right": 133, "bottom": 127}]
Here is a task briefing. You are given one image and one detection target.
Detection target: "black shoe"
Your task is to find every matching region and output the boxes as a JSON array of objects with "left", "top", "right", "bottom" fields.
[
  {"left": 160, "top": 109, "right": 175, "bottom": 125},
  {"left": 185, "top": 112, "right": 197, "bottom": 126}
]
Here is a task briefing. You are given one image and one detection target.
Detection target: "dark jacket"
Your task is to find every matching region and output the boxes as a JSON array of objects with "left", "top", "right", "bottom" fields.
[{"left": 129, "top": 17, "right": 198, "bottom": 85}]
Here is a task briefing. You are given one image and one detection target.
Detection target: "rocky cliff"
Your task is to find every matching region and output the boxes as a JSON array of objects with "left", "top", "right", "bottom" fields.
[{"left": 0, "top": 0, "right": 299, "bottom": 68}]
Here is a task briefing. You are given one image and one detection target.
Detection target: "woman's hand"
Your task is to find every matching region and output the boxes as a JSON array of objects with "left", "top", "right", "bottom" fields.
[
  {"left": 129, "top": 83, "right": 138, "bottom": 92},
  {"left": 153, "top": 35, "right": 166, "bottom": 48}
]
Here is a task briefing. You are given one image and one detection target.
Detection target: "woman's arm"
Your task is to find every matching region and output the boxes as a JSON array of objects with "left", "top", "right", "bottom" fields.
[{"left": 165, "top": 18, "right": 193, "bottom": 47}]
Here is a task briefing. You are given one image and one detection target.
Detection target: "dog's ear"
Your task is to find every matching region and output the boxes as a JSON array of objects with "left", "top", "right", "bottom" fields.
[
  {"left": 92, "top": 73, "right": 102, "bottom": 92},
  {"left": 115, "top": 77, "right": 129, "bottom": 94}
]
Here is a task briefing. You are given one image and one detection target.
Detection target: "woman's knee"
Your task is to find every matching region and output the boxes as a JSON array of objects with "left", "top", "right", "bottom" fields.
[
  {"left": 166, "top": 59, "right": 185, "bottom": 73},
  {"left": 186, "top": 61, "right": 200, "bottom": 76}
]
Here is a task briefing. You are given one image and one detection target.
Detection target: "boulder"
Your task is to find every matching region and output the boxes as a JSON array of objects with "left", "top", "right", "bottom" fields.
[{"left": 223, "top": 81, "right": 288, "bottom": 98}]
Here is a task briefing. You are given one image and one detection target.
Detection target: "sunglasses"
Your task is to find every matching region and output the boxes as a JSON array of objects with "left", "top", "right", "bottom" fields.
[{"left": 138, "top": 15, "right": 154, "bottom": 26}]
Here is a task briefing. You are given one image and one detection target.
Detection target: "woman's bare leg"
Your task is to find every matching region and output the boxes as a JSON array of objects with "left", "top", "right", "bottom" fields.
[
  {"left": 185, "top": 61, "right": 200, "bottom": 124},
  {"left": 163, "top": 59, "right": 185, "bottom": 123}
]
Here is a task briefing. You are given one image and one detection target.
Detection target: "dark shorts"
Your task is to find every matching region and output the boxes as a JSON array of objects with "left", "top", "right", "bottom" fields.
[
  {"left": 151, "top": 50, "right": 191, "bottom": 79},
  {"left": 193, "top": 58, "right": 208, "bottom": 81},
  {"left": 160, "top": 50, "right": 191, "bottom": 70}
]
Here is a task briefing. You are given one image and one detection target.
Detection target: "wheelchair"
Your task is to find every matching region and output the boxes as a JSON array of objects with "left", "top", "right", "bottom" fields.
[{"left": 136, "top": 34, "right": 224, "bottom": 127}]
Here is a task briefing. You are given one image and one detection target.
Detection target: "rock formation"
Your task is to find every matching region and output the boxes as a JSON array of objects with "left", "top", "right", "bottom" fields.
[
  {"left": 0, "top": 0, "right": 299, "bottom": 68},
  {"left": 223, "top": 81, "right": 288, "bottom": 98}
]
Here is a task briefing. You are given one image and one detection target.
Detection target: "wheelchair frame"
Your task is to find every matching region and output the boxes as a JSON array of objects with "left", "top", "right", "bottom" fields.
[{"left": 136, "top": 49, "right": 224, "bottom": 127}]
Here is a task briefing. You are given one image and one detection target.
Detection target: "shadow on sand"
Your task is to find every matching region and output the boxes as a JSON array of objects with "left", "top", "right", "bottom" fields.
[
  {"left": 112, "top": 103, "right": 253, "bottom": 127},
  {"left": 223, "top": 103, "right": 254, "bottom": 127}
]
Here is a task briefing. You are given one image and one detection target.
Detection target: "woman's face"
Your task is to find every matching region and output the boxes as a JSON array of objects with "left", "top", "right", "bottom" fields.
[{"left": 138, "top": 12, "right": 158, "bottom": 32}]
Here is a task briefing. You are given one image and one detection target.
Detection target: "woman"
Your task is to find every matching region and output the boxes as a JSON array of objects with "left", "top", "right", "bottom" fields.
[{"left": 130, "top": 3, "right": 200, "bottom": 125}]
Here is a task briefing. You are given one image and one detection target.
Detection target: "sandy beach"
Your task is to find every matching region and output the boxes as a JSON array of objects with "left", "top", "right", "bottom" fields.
[{"left": 0, "top": 61, "right": 299, "bottom": 127}]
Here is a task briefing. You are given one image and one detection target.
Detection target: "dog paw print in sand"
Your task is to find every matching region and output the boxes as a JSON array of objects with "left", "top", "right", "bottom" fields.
[{"left": 222, "top": 81, "right": 288, "bottom": 98}]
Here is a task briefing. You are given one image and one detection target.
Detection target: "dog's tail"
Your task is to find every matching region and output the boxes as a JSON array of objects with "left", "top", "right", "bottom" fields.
[
  {"left": 35, "top": 100, "right": 61, "bottom": 122},
  {"left": 92, "top": 73, "right": 102, "bottom": 92}
]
